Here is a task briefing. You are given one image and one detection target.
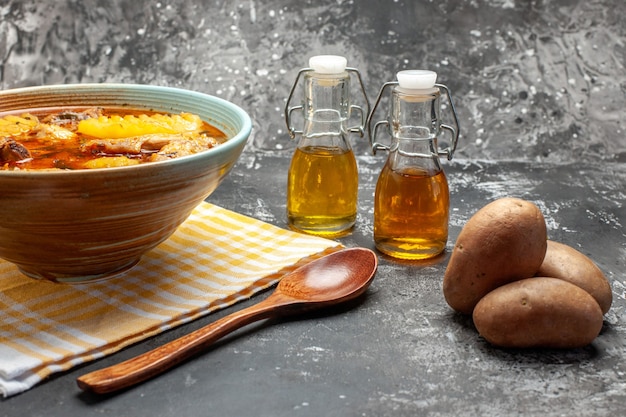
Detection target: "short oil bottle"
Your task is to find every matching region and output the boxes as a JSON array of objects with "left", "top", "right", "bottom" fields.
[
  {"left": 284, "top": 55, "right": 369, "bottom": 237},
  {"left": 367, "top": 70, "right": 460, "bottom": 260}
]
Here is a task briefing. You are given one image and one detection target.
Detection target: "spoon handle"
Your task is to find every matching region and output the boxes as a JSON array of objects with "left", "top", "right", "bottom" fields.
[{"left": 77, "top": 295, "right": 282, "bottom": 394}]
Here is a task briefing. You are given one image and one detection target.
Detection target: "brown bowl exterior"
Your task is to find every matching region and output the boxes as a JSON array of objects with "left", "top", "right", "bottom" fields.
[{"left": 0, "top": 84, "right": 251, "bottom": 282}]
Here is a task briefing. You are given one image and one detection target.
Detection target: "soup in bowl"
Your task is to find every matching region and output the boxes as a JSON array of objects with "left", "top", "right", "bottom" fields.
[{"left": 0, "top": 84, "right": 252, "bottom": 283}]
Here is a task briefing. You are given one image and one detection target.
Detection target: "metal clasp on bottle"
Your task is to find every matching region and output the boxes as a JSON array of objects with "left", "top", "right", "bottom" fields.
[
  {"left": 366, "top": 77, "right": 460, "bottom": 160},
  {"left": 284, "top": 60, "right": 370, "bottom": 140}
]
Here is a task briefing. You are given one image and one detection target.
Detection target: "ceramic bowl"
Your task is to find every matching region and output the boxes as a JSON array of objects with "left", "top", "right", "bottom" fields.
[{"left": 0, "top": 84, "right": 251, "bottom": 283}]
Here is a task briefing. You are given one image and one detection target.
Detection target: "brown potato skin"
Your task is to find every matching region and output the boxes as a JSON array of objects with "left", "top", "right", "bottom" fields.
[
  {"left": 536, "top": 240, "right": 612, "bottom": 314},
  {"left": 443, "top": 197, "right": 547, "bottom": 315},
  {"left": 473, "top": 277, "right": 603, "bottom": 348}
]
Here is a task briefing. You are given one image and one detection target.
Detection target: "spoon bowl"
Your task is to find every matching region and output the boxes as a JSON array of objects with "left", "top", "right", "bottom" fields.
[
  {"left": 77, "top": 247, "right": 377, "bottom": 394},
  {"left": 274, "top": 248, "right": 376, "bottom": 305}
]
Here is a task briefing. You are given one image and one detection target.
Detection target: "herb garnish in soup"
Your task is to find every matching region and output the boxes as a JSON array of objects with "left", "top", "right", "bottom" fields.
[{"left": 0, "top": 107, "right": 227, "bottom": 170}]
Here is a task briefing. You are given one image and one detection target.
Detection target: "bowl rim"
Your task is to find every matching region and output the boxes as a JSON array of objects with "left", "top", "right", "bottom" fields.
[{"left": 0, "top": 83, "right": 252, "bottom": 177}]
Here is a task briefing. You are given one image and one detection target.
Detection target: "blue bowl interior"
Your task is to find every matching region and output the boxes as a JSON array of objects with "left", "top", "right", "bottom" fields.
[{"left": 0, "top": 83, "right": 252, "bottom": 163}]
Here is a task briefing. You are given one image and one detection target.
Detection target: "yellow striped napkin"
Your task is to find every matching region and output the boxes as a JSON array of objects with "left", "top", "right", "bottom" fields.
[{"left": 0, "top": 202, "right": 341, "bottom": 397}]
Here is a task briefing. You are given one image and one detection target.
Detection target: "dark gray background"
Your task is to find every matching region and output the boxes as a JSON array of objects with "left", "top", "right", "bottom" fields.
[{"left": 2, "top": 0, "right": 624, "bottom": 162}]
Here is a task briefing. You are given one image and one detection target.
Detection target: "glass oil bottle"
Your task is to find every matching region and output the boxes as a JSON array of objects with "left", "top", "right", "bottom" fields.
[
  {"left": 367, "top": 70, "right": 460, "bottom": 260},
  {"left": 284, "top": 55, "right": 369, "bottom": 237}
]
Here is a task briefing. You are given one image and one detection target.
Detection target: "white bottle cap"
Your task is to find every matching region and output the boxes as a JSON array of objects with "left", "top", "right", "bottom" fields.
[
  {"left": 396, "top": 70, "right": 437, "bottom": 90},
  {"left": 309, "top": 55, "right": 348, "bottom": 74}
]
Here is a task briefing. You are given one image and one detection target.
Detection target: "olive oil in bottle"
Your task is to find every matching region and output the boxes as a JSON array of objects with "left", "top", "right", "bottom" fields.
[
  {"left": 287, "top": 145, "right": 358, "bottom": 236},
  {"left": 284, "top": 55, "right": 369, "bottom": 237},
  {"left": 367, "top": 70, "right": 460, "bottom": 260},
  {"left": 374, "top": 165, "right": 449, "bottom": 259}
]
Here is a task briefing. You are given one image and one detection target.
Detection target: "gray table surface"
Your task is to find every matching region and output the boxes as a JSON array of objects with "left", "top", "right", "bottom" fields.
[{"left": 1, "top": 0, "right": 625, "bottom": 416}]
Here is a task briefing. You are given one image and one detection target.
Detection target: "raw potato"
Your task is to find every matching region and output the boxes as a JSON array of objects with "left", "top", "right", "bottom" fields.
[
  {"left": 473, "top": 277, "right": 604, "bottom": 348},
  {"left": 443, "top": 197, "right": 547, "bottom": 314},
  {"left": 536, "top": 240, "right": 612, "bottom": 315}
]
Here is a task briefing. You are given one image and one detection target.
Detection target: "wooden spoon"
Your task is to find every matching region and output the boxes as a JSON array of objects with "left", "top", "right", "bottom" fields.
[{"left": 77, "top": 247, "right": 378, "bottom": 394}]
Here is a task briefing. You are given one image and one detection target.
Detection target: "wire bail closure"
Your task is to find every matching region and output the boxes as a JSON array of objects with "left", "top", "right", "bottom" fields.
[
  {"left": 284, "top": 66, "right": 370, "bottom": 140},
  {"left": 366, "top": 80, "right": 460, "bottom": 160}
]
